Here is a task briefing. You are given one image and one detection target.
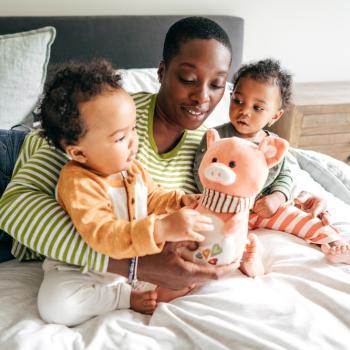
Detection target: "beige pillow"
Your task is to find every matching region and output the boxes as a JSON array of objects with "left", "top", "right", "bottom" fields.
[{"left": 0, "top": 26, "right": 56, "bottom": 129}]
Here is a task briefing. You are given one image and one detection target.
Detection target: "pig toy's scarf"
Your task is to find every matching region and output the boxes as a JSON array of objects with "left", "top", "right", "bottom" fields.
[{"left": 200, "top": 188, "right": 255, "bottom": 214}]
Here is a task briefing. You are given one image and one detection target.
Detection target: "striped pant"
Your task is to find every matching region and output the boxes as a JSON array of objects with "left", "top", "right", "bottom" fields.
[{"left": 248, "top": 204, "right": 339, "bottom": 245}]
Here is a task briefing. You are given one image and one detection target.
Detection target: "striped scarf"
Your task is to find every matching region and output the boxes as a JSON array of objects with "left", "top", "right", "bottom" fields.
[{"left": 200, "top": 188, "right": 255, "bottom": 214}]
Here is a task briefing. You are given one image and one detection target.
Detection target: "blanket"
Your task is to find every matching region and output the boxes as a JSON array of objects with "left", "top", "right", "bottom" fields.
[{"left": 0, "top": 151, "right": 349, "bottom": 350}]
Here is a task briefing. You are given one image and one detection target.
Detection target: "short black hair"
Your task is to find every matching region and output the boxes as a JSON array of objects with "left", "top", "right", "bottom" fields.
[
  {"left": 39, "top": 59, "right": 122, "bottom": 150},
  {"left": 232, "top": 58, "right": 293, "bottom": 110},
  {"left": 162, "top": 16, "right": 232, "bottom": 65}
]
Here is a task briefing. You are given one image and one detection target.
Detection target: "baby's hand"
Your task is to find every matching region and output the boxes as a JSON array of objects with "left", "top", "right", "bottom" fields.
[
  {"left": 253, "top": 192, "right": 286, "bottom": 218},
  {"left": 154, "top": 208, "right": 213, "bottom": 243},
  {"left": 294, "top": 191, "right": 329, "bottom": 224},
  {"left": 181, "top": 193, "right": 201, "bottom": 208}
]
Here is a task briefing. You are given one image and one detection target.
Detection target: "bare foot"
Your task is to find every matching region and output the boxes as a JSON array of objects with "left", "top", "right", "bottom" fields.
[
  {"left": 321, "top": 240, "right": 350, "bottom": 264},
  {"left": 156, "top": 285, "right": 195, "bottom": 303},
  {"left": 240, "top": 233, "right": 265, "bottom": 277},
  {"left": 130, "top": 289, "right": 158, "bottom": 315}
]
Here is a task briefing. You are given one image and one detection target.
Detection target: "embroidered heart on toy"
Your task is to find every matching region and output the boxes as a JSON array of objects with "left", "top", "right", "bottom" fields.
[
  {"left": 208, "top": 257, "right": 218, "bottom": 265},
  {"left": 195, "top": 251, "right": 203, "bottom": 259},
  {"left": 202, "top": 249, "right": 210, "bottom": 259},
  {"left": 211, "top": 244, "right": 223, "bottom": 256}
]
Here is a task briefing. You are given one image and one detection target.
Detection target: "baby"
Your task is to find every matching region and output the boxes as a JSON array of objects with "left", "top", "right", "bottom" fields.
[
  {"left": 37, "top": 60, "right": 213, "bottom": 326},
  {"left": 194, "top": 58, "right": 350, "bottom": 265}
]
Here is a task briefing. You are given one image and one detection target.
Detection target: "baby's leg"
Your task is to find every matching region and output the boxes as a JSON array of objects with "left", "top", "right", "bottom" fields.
[
  {"left": 249, "top": 204, "right": 340, "bottom": 245},
  {"left": 37, "top": 268, "right": 132, "bottom": 326},
  {"left": 321, "top": 240, "right": 350, "bottom": 264},
  {"left": 240, "top": 233, "right": 264, "bottom": 277}
]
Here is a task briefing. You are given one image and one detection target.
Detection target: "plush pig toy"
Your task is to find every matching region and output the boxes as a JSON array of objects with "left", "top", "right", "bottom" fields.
[{"left": 192, "top": 129, "right": 288, "bottom": 275}]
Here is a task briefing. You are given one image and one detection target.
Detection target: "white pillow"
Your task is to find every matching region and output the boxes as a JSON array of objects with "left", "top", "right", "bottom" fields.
[
  {"left": 0, "top": 26, "right": 56, "bottom": 129},
  {"left": 119, "top": 68, "right": 159, "bottom": 93},
  {"left": 118, "top": 68, "right": 231, "bottom": 128}
]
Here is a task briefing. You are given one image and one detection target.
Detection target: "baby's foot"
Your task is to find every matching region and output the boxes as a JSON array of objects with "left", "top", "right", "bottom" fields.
[
  {"left": 130, "top": 289, "right": 158, "bottom": 315},
  {"left": 321, "top": 240, "right": 350, "bottom": 264},
  {"left": 240, "top": 233, "right": 265, "bottom": 277},
  {"left": 156, "top": 285, "right": 194, "bottom": 303}
]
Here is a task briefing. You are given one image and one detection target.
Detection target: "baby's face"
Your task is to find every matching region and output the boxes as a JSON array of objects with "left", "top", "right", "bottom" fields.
[
  {"left": 72, "top": 88, "right": 138, "bottom": 176},
  {"left": 229, "top": 77, "right": 283, "bottom": 139}
]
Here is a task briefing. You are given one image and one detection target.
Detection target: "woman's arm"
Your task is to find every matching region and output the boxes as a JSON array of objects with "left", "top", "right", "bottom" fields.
[
  {"left": 108, "top": 241, "right": 240, "bottom": 290},
  {"left": 0, "top": 132, "right": 109, "bottom": 272},
  {"left": 0, "top": 132, "right": 238, "bottom": 287}
]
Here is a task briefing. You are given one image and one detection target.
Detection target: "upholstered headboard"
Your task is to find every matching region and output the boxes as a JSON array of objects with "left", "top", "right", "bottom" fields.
[{"left": 0, "top": 15, "right": 244, "bottom": 77}]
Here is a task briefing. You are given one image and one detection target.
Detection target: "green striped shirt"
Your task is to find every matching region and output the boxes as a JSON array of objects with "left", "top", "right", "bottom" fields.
[
  {"left": 135, "top": 93, "right": 207, "bottom": 194},
  {"left": 0, "top": 92, "right": 206, "bottom": 272}
]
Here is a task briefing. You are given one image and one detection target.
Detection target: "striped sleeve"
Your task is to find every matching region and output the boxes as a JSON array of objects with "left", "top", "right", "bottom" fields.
[{"left": 0, "top": 132, "right": 109, "bottom": 273}]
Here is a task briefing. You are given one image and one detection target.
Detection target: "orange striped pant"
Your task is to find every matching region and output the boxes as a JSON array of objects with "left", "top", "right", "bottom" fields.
[{"left": 248, "top": 204, "right": 339, "bottom": 245}]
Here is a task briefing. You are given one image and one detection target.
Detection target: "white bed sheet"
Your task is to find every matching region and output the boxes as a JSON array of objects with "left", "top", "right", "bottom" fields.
[{"left": 0, "top": 161, "right": 349, "bottom": 350}]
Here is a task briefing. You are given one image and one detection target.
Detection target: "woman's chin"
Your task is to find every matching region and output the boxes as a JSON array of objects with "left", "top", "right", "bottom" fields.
[{"left": 184, "top": 115, "right": 208, "bottom": 129}]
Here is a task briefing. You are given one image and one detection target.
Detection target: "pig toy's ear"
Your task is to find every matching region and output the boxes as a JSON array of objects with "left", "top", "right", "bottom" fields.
[
  {"left": 206, "top": 129, "right": 221, "bottom": 148},
  {"left": 258, "top": 136, "right": 289, "bottom": 168}
]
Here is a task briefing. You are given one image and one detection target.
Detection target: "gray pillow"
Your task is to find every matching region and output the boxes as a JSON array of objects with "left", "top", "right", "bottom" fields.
[
  {"left": 290, "top": 148, "right": 350, "bottom": 205},
  {"left": 0, "top": 26, "right": 56, "bottom": 129}
]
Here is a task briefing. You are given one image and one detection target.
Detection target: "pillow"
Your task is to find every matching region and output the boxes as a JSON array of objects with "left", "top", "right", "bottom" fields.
[
  {"left": 118, "top": 68, "right": 232, "bottom": 128},
  {"left": 290, "top": 147, "right": 350, "bottom": 205},
  {"left": 0, "top": 26, "right": 56, "bottom": 129}
]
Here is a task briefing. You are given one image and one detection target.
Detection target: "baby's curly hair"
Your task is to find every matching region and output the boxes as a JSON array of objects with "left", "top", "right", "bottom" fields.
[
  {"left": 232, "top": 58, "right": 293, "bottom": 110},
  {"left": 39, "top": 59, "right": 122, "bottom": 150}
]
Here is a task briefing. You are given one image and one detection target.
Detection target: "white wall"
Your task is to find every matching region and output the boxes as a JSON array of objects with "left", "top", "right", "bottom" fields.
[{"left": 2, "top": 0, "right": 350, "bottom": 82}]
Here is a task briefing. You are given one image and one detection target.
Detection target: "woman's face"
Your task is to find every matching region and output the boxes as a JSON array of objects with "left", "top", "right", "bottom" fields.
[{"left": 157, "top": 39, "right": 231, "bottom": 130}]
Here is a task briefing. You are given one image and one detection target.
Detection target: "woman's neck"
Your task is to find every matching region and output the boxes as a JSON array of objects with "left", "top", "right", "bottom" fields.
[{"left": 153, "top": 101, "right": 185, "bottom": 154}]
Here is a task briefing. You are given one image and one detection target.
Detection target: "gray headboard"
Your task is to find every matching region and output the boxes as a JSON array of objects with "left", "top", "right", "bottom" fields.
[{"left": 0, "top": 15, "right": 244, "bottom": 77}]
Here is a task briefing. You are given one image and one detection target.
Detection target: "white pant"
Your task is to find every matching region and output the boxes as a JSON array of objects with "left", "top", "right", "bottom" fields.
[{"left": 37, "top": 259, "right": 132, "bottom": 326}]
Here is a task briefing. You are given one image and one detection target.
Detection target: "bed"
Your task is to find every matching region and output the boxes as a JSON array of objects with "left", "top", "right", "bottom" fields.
[{"left": 0, "top": 15, "right": 350, "bottom": 350}]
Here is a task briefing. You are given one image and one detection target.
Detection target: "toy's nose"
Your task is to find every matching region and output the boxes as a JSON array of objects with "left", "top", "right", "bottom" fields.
[{"left": 204, "top": 163, "right": 236, "bottom": 185}]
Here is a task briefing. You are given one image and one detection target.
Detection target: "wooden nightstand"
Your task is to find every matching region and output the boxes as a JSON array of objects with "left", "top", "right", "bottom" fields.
[{"left": 269, "top": 81, "right": 350, "bottom": 164}]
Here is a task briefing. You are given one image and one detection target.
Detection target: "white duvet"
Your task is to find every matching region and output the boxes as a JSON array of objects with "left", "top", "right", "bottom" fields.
[{"left": 0, "top": 157, "right": 349, "bottom": 350}]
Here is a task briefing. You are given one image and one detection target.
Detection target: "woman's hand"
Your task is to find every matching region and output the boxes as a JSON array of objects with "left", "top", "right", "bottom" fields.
[
  {"left": 137, "top": 241, "right": 240, "bottom": 289},
  {"left": 294, "top": 191, "right": 330, "bottom": 225},
  {"left": 107, "top": 243, "right": 241, "bottom": 290}
]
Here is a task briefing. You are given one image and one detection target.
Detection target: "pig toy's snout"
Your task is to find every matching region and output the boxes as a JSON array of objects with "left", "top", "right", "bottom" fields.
[{"left": 204, "top": 163, "right": 236, "bottom": 185}]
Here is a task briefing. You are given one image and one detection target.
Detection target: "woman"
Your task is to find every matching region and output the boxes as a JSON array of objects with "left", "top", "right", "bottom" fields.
[
  {"left": 0, "top": 17, "right": 237, "bottom": 289},
  {"left": 0, "top": 17, "right": 327, "bottom": 289}
]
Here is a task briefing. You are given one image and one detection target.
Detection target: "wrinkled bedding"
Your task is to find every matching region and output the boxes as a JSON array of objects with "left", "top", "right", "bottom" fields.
[{"left": 0, "top": 152, "right": 349, "bottom": 350}]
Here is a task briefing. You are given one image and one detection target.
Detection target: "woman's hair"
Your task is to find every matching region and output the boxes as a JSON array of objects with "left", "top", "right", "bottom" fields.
[
  {"left": 162, "top": 16, "right": 232, "bottom": 65},
  {"left": 39, "top": 59, "right": 122, "bottom": 150},
  {"left": 232, "top": 58, "right": 293, "bottom": 110}
]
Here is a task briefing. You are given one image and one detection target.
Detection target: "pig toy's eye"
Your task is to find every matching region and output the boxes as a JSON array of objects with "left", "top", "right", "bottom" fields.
[
  {"left": 212, "top": 157, "right": 217, "bottom": 163},
  {"left": 229, "top": 161, "right": 236, "bottom": 168}
]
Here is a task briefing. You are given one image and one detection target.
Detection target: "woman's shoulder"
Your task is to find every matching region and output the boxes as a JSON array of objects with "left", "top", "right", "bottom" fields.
[
  {"left": 130, "top": 92, "right": 155, "bottom": 106},
  {"left": 17, "top": 130, "right": 68, "bottom": 169},
  {"left": 25, "top": 130, "right": 66, "bottom": 154}
]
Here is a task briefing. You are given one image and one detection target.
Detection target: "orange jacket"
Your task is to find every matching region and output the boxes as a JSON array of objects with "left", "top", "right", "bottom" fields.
[{"left": 57, "top": 159, "right": 184, "bottom": 259}]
